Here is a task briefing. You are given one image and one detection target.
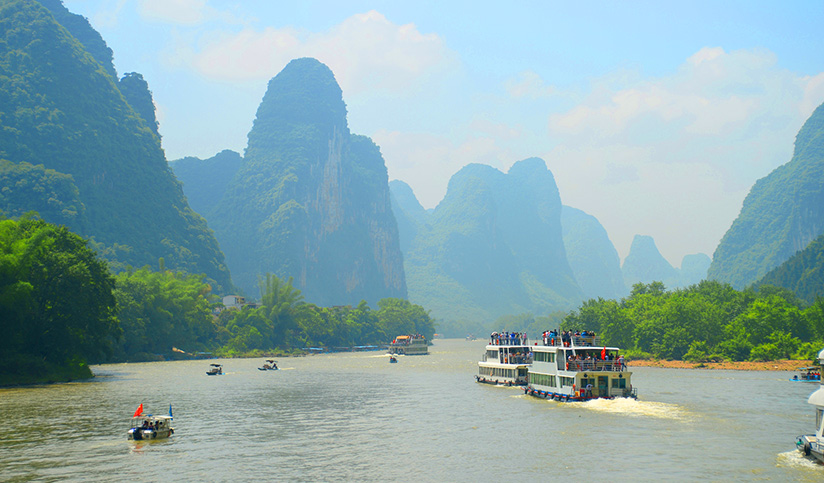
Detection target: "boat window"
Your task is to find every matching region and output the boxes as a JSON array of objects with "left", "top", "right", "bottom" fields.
[
  {"left": 529, "top": 373, "right": 557, "bottom": 387},
  {"left": 559, "top": 376, "right": 574, "bottom": 387},
  {"left": 611, "top": 378, "right": 627, "bottom": 388}
]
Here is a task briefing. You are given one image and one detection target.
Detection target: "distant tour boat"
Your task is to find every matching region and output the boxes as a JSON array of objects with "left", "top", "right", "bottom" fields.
[
  {"left": 475, "top": 331, "right": 531, "bottom": 386},
  {"left": 797, "top": 349, "right": 824, "bottom": 462},
  {"left": 206, "top": 363, "right": 223, "bottom": 375},
  {"left": 127, "top": 404, "right": 174, "bottom": 441},
  {"left": 524, "top": 330, "right": 637, "bottom": 402},
  {"left": 258, "top": 360, "right": 278, "bottom": 371},
  {"left": 388, "top": 335, "right": 428, "bottom": 355}
]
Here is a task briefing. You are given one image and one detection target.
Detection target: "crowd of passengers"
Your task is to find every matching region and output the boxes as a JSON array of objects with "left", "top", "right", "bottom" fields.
[
  {"left": 490, "top": 331, "right": 528, "bottom": 345},
  {"left": 565, "top": 352, "right": 626, "bottom": 372},
  {"left": 541, "top": 330, "right": 599, "bottom": 347},
  {"left": 499, "top": 350, "right": 532, "bottom": 364}
]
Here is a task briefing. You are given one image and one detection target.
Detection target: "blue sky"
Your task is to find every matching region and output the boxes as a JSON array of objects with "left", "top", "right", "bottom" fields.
[{"left": 63, "top": 0, "right": 824, "bottom": 268}]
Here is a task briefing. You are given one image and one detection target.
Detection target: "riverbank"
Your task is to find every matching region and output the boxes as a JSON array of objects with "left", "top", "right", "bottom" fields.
[{"left": 628, "top": 359, "right": 813, "bottom": 371}]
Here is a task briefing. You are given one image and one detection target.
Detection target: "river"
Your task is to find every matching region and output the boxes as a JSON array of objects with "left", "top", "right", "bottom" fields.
[{"left": 1, "top": 338, "right": 821, "bottom": 481}]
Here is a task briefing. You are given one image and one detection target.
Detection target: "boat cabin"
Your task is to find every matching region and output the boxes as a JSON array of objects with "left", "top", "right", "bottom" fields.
[{"left": 526, "top": 329, "right": 637, "bottom": 401}]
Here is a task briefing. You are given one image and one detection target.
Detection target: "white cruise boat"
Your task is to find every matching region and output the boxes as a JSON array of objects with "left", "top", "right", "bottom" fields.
[
  {"left": 524, "top": 330, "right": 637, "bottom": 402},
  {"left": 388, "top": 335, "right": 428, "bottom": 355},
  {"left": 796, "top": 348, "right": 824, "bottom": 462},
  {"left": 475, "top": 332, "right": 532, "bottom": 386}
]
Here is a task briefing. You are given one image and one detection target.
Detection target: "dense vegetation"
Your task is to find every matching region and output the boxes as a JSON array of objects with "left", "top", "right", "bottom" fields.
[
  {"left": 0, "top": 0, "right": 232, "bottom": 291},
  {"left": 0, "top": 215, "right": 119, "bottom": 385},
  {"left": 1, "top": 214, "right": 434, "bottom": 384},
  {"left": 558, "top": 281, "right": 824, "bottom": 362},
  {"left": 755, "top": 233, "right": 824, "bottom": 305},
  {"left": 709, "top": 101, "right": 824, "bottom": 288}
]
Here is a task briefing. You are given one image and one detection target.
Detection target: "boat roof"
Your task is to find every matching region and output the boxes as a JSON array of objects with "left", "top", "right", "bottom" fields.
[
  {"left": 809, "top": 387, "right": 824, "bottom": 407},
  {"left": 210, "top": 363, "right": 222, "bottom": 366},
  {"left": 131, "top": 415, "right": 172, "bottom": 421},
  {"left": 798, "top": 366, "right": 819, "bottom": 370}
]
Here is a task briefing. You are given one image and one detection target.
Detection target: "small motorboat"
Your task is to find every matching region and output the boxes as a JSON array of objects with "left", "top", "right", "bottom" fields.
[
  {"left": 206, "top": 363, "right": 223, "bottom": 375},
  {"left": 128, "top": 404, "right": 174, "bottom": 441},
  {"left": 790, "top": 367, "right": 821, "bottom": 382},
  {"left": 389, "top": 355, "right": 398, "bottom": 363},
  {"left": 258, "top": 360, "right": 279, "bottom": 371}
]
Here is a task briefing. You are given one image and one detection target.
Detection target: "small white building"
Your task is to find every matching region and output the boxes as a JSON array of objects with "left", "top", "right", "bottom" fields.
[{"left": 222, "top": 295, "right": 246, "bottom": 309}]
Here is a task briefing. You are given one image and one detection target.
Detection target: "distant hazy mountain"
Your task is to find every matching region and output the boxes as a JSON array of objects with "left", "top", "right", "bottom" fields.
[
  {"left": 561, "top": 206, "right": 627, "bottom": 300},
  {"left": 622, "top": 235, "right": 680, "bottom": 289},
  {"left": 709, "top": 102, "right": 824, "bottom": 289},
  {"left": 205, "top": 58, "right": 406, "bottom": 305},
  {"left": 0, "top": 0, "right": 231, "bottom": 290},
  {"left": 754, "top": 233, "right": 824, "bottom": 304},
  {"left": 679, "top": 253, "right": 711, "bottom": 287},
  {"left": 622, "top": 235, "right": 710, "bottom": 289},
  {"left": 170, "top": 150, "right": 243, "bottom": 217},
  {"left": 391, "top": 158, "right": 583, "bottom": 325}
]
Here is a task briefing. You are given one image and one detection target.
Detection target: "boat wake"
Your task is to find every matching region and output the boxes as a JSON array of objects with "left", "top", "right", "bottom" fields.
[
  {"left": 776, "top": 450, "right": 822, "bottom": 469},
  {"left": 577, "top": 397, "right": 692, "bottom": 421}
]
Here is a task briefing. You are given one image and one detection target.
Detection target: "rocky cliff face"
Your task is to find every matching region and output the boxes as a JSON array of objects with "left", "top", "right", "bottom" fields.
[
  {"left": 208, "top": 58, "right": 406, "bottom": 305},
  {"left": 391, "top": 158, "right": 583, "bottom": 325},
  {"left": 709, "top": 102, "right": 824, "bottom": 288},
  {"left": 561, "top": 206, "right": 627, "bottom": 300}
]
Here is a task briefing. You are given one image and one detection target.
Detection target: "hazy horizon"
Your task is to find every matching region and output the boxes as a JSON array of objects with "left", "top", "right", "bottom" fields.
[{"left": 63, "top": 0, "right": 824, "bottom": 268}]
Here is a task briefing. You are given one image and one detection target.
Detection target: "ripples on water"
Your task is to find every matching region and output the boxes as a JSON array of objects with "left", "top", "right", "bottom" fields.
[{"left": 1, "top": 340, "right": 823, "bottom": 482}]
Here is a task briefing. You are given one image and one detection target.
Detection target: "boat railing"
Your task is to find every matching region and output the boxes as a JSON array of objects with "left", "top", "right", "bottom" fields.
[
  {"left": 563, "top": 360, "right": 626, "bottom": 372},
  {"left": 622, "top": 387, "right": 638, "bottom": 398},
  {"left": 540, "top": 335, "right": 602, "bottom": 347},
  {"left": 489, "top": 338, "right": 528, "bottom": 346}
]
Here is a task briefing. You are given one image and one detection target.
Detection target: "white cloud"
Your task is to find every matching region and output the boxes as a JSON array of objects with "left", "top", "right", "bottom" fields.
[
  {"left": 182, "top": 10, "right": 455, "bottom": 97},
  {"left": 542, "top": 47, "right": 824, "bottom": 263},
  {"left": 138, "top": 0, "right": 208, "bottom": 25},
  {"left": 506, "top": 70, "right": 557, "bottom": 99}
]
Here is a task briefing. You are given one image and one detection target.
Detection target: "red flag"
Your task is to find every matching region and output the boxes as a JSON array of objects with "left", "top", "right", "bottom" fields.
[
  {"left": 133, "top": 403, "right": 143, "bottom": 418},
  {"left": 601, "top": 347, "right": 606, "bottom": 360}
]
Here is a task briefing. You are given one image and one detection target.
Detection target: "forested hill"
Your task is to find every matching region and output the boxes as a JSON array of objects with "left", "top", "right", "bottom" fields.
[
  {"left": 709, "top": 102, "right": 824, "bottom": 289},
  {"left": 0, "top": 0, "right": 232, "bottom": 290},
  {"left": 205, "top": 58, "right": 406, "bottom": 305},
  {"left": 754, "top": 233, "right": 824, "bottom": 304},
  {"left": 391, "top": 158, "right": 583, "bottom": 327},
  {"left": 170, "top": 150, "right": 243, "bottom": 217},
  {"left": 37, "top": 0, "right": 116, "bottom": 78}
]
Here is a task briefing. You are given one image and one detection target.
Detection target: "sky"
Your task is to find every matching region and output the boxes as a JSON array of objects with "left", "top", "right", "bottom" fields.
[{"left": 63, "top": 0, "right": 824, "bottom": 268}]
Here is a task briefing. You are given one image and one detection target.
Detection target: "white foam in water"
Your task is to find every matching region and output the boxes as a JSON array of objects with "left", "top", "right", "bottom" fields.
[
  {"left": 776, "top": 450, "right": 822, "bottom": 469},
  {"left": 577, "top": 397, "right": 692, "bottom": 421}
]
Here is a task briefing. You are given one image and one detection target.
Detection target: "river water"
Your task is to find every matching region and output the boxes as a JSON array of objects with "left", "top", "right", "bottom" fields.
[{"left": 1, "top": 338, "right": 822, "bottom": 482}]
